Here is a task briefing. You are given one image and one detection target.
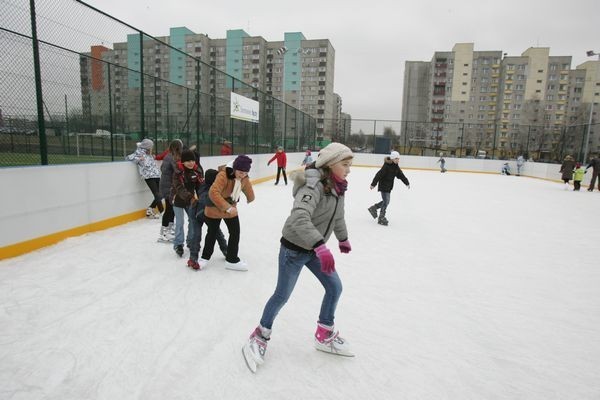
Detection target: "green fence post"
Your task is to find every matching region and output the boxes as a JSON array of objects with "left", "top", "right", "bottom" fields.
[{"left": 139, "top": 33, "right": 145, "bottom": 140}]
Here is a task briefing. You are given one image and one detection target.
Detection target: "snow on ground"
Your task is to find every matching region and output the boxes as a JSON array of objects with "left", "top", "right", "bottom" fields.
[{"left": 1, "top": 167, "right": 599, "bottom": 400}]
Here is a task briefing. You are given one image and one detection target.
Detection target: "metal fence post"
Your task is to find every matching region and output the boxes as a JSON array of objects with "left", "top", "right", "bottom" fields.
[
  {"left": 139, "top": 33, "right": 145, "bottom": 139},
  {"left": 30, "top": 0, "right": 47, "bottom": 164},
  {"left": 108, "top": 63, "right": 114, "bottom": 161}
]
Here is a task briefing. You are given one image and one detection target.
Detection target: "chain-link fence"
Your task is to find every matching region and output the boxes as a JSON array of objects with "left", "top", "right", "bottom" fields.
[
  {"left": 325, "top": 118, "right": 599, "bottom": 163},
  {"left": 0, "top": 0, "right": 316, "bottom": 166}
]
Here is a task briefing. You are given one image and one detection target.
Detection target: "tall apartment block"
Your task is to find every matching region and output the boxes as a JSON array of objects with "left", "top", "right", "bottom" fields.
[
  {"left": 402, "top": 43, "right": 600, "bottom": 160},
  {"left": 80, "top": 28, "right": 338, "bottom": 139}
]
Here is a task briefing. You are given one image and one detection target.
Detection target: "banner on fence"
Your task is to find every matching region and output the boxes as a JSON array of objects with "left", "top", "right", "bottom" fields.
[{"left": 230, "top": 92, "right": 259, "bottom": 123}]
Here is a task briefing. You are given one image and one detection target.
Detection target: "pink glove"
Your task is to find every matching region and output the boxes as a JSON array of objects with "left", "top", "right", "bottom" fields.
[
  {"left": 338, "top": 240, "right": 351, "bottom": 254},
  {"left": 314, "top": 244, "right": 335, "bottom": 275}
]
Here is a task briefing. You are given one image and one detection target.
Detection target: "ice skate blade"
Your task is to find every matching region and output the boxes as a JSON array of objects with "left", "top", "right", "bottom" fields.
[
  {"left": 242, "top": 344, "right": 257, "bottom": 373},
  {"left": 315, "top": 346, "right": 355, "bottom": 357}
]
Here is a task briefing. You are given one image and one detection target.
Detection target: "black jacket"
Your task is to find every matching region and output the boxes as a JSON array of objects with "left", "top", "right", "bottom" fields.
[{"left": 371, "top": 158, "right": 410, "bottom": 192}]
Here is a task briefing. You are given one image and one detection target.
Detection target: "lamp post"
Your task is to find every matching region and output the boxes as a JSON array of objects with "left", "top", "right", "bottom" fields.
[{"left": 583, "top": 50, "right": 599, "bottom": 163}]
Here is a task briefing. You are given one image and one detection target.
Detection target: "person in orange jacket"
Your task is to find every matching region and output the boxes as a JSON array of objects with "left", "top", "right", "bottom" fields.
[
  {"left": 199, "top": 155, "right": 255, "bottom": 271},
  {"left": 267, "top": 146, "right": 287, "bottom": 185}
]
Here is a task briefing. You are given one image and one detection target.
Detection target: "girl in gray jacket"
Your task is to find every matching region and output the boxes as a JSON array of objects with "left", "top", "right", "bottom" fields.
[{"left": 242, "top": 143, "right": 355, "bottom": 373}]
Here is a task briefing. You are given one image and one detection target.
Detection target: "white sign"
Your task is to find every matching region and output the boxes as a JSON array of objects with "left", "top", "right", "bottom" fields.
[{"left": 230, "top": 92, "right": 259, "bottom": 123}]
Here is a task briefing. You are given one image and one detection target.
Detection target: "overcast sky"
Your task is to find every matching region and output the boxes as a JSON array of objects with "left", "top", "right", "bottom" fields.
[{"left": 87, "top": 0, "right": 599, "bottom": 120}]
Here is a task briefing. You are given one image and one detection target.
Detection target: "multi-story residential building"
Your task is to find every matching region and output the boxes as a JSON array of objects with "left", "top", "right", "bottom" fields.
[
  {"left": 401, "top": 43, "right": 600, "bottom": 161},
  {"left": 566, "top": 61, "right": 600, "bottom": 157},
  {"left": 80, "top": 28, "right": 339, "bottom": 140}
]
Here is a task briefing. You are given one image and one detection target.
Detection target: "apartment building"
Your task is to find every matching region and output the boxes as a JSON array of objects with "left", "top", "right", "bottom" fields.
[
  {"left": 80, "top": 28, "right": 339, "bottom": 139},
  {"left": 402, "top": 43, "right": 599, "bottom": 160}
]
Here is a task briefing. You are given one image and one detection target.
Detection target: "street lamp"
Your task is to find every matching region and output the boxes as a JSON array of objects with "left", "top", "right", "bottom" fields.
[{"left": 583, "top": 50, "right": 599, "bottom": 163}]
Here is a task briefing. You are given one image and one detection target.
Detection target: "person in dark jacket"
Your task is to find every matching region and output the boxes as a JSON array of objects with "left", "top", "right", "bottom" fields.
[
  {"left": 559, "top": 155, "right": 576, "bottom": 190},
  {"left": 186, "top": 169, "right": 228, "bottom": 269},
  {"left": 157, "top": 139, "right": 183, "bottom": 242},
  {"left": 585, "top": 155, "right": 600, "bottom": 191},
  {"left": 368, "top": 151, "right": 410, "bottom": 226},
  {"left": 171, "top": 149, "right": 204, "bottom": 258}
]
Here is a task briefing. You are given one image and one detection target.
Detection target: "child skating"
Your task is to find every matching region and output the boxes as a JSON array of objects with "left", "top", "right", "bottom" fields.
[
  {"left": 368, "top": 151, "right": 410, "bottom": 226},
  {"left": 242, "top": 143, "right": 355, "bottom": 373}
]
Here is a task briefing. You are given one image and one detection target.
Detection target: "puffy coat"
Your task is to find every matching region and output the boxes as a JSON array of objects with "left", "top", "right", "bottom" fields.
[
  {"left": 573, "top": 167, "right": 585, "bottom": 181},
  {"left": 204, "top": 166, "right": 255, "bottom": 219},
  {"left": 125, "top": 147, "right": 160, "bottom": 179},
  {"left": 159, "top": 153, "right": 177, "bottom": 199},
  {"left": 280, "top": 166, "right": 348, "bottom": 251},
  {"left": 370, "top": 157, "right": 410, "bottom": 192}
]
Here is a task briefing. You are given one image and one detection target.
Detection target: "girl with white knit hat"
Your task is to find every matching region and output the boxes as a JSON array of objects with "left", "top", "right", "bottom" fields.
[{"left": 242, "top": 142, "right": 355, "bottom": 372}]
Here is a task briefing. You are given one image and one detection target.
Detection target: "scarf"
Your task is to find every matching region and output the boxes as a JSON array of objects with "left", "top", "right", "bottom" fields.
[{"left": 331, "top": 174, "right": 348, "bottom": 196}]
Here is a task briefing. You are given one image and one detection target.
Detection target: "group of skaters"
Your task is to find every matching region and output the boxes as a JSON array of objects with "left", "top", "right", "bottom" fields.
[
  {"left": 559, "top": 154, "right": 600, "bottom": 191},
  {"left": 127, "top": 140, "right": 414, "bottom": 372}
]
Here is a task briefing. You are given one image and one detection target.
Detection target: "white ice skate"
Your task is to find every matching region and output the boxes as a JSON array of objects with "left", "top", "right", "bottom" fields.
[
  {"left": 157, "top": 226, "right": 174, "bottom": 243},
  {"left": 225, "top": 260, "right": 248, "bottom": 271},
  {"left": 314, "top": 323, "right": 354, "bottom": 357},
  {"left": 146, "top": 207, "right": 159, "bottom": 219},
  {"left": 242, "top": 326, "right": 270, "bottom": 373}
]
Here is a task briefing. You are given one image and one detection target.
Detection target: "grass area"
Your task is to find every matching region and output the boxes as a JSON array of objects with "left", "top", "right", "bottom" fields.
[{"left": 0, "top": 152, "right": 115, "bottom": 167}]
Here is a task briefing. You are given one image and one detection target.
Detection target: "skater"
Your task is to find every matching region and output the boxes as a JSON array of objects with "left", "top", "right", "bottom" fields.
[
  {"left": 200, "top": 155, "right": 255, "bottom": 271},
  {"left": 501, "top": 162, "right": 511, "bottom": 175},
  {"left": 267, "top": 146, "right": 288, "bottom": 185},
  {"left": 125, "top": 138, "right": 163, "bottom": 219},
  {"left": 585, "top": 154, "right": 600, "bottom": 191},
  {"left": 559, "top": 155, "right": 575, "bottom": 190},
  {"left": 242, "top": 143, "right": 355, "bottom": 373},
  {"left": 368, "top": 151, "right": 410, "bottom": 226},
  {"left": 186, "top": 169, "right": 228, "bottom": 270},
  {"left": 171, "top": 149, "right": 204, "bottom": 258},
  {"left": 437, "top": 152, "right": 447, "bottom": 173},
  {"left": 573, "top": 163, "right": 585, "bottom": 191},
  {"left": 301, "top": 150, "right": 313, "bottom": 167},
  {"left": 157, "top": 139, "right": 183, "bottom": 242},
  {"left": 516, "top": 155, "right": 525, "bottom": 176}
]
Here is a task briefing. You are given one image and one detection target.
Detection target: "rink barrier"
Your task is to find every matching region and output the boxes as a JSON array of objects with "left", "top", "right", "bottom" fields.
[{"left": 0, "top": 154, "right": 590, "bottom": 260}]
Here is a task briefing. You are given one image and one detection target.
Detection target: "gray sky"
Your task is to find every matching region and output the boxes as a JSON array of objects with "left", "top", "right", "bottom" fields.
[{"left": 87, "top": 0, "right": 599, "bottom": 120}]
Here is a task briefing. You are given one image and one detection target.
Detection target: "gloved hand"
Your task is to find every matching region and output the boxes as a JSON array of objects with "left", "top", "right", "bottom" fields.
[
  {"left": 338, "top": 240, "right": 351, "bottom": 254},
  {"left": 314, "top": 244, "right": 335, "bottom": 275}
]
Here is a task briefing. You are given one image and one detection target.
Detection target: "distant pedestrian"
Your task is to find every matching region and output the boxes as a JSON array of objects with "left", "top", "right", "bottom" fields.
[
  {"left": 501, "top": 162, "right": 511, "bottom": 175},
  {"left": 585, "top": 154, "right": 600, "bottom": 192},
  {"left": 560, "top": 155, "right": 575, "bottom": 190},
  {"left": 302, "top": 150, "right": 313, "bottom": 167},
  {"left": 368, "top": 151, "right": 410, "bottom": 226},
  {"left": 220, "top": 140, "right": 233, "bottom": 156},
  {"left": 267, "top": 146, "right": 288, "bottom": 185},
  {"left": 516, "top": 155, "right": 525, "bottom": 176},
  {"left": 437, "top": 152, "right": 447, "bottom": 173},
  {"left": 573, "top": 163, "right": 585, "bottom": 191}
]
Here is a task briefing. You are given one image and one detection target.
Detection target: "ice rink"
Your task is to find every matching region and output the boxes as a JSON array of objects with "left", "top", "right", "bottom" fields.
[{"left": 1, "top": 167, "right": 599, "bottom": 400}]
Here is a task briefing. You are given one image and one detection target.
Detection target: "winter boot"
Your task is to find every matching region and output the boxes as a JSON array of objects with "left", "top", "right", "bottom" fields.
[
  {"left": 314, "top": 323, "right": 354, "bottom": 357},
  {"left": 174, "top": 245, "right": 184, "bottom": 257},
  {"left": 243, "top": 325, "right": 271, "bottom": 368},
  {"left": 367, "top": 205, "right": 378, "bottom": 219},
  {"left": 187, "top": 259, "right": 200, "bottom": 270}
]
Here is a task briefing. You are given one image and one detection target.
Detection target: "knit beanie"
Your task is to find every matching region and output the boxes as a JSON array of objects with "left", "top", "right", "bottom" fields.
[
  {"left": 233, "top": 154, "right": 252, "bottom": 172},
  {"left": 137, "top": 138, "right": 153, "bottom": 150},
  {"left": 181, "top": 149, "right": 196, "bottom": 162},
  {"left": 390, "top": 151, "right": 400, "bottom": 160},
  {"left": 315, "top": 143, "right": 353, "bottom": 168}
]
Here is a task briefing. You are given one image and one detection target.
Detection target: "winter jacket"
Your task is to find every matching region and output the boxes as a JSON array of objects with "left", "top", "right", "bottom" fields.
[
  {"left": 268, "top": 151, "right": 287, "bottom": 168},
  {"left": 586, "top": 158, "right": 600, "bottom": 172},
  {"left": 125, "top": 147, "right": 161, "bottom": 179},
  {"left": 560, "top": 157, "right": 575, "bottom": 180},
  {"left": 204, "top": 166, "right": 255, "bottom": 219},
  {"left": 280, "top": 166, "right": 348, "bottom": 251},
  {"left": 171, "top": 162, "right": 204, "bottom": 208},
  {"left": 370, "top": 157, "right": 410, "bottom": 193},
  {"left": 573, "top": 167, "right": 585, "bottom": 182},
  {"left": 159, "top": 153, "right": 177, "bottom": 199},
  {"left": 302, "top": 155, "right": 313, "bottom": 166}
]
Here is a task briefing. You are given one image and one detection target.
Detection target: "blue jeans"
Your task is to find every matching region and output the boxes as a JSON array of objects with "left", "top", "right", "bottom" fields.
[
  {"left": 260, "top": 244, "right": 343, "bottom": 330},
  {"left": 375, "top": 191, "right": 391, "bottom": 215},
  {"left": 173, "top": 206, "right": 194, "bottom": 248}
]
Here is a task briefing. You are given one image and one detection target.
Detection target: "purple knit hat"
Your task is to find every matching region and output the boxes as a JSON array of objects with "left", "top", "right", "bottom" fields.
[{"left": 233, "top": 154, "right": 252, "bottom": 172}]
